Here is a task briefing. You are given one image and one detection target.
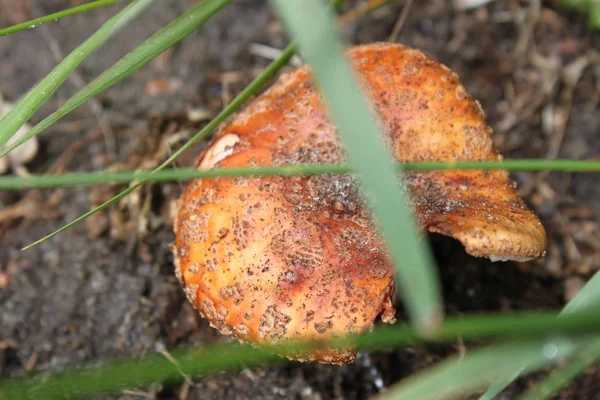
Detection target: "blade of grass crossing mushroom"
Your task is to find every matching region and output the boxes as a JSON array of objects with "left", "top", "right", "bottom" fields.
[
  {"left": 0, "top": 0, "right": 128, "bottom": 37},
  {"left": 0, "top": 0, "right": 157, "bottom": 150},
  {"left": 478, "top": 270, "right": 600, "bottom": 399},
  {"left": 0, "top": 0, "right": 233, "bottom": 159},
  {"left": 378, "top": 338, "right": 580, "bottom": 400},
  {"left": 2, "top": 160, "right": 600, "bottom": 190},
  {"left": 21, "top": 42, "right": 297, "bottom": 251},
  {"left": 4, "top": 311, "right": 600, "bottom": 400},
  {"left": 272, "top": 0, "right": 442, "bottom": 332}
]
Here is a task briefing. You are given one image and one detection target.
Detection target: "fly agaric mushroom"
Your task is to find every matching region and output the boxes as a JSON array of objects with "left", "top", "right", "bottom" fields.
[{"left": 172, "top": 43, "right": 546, "bottom": 364}]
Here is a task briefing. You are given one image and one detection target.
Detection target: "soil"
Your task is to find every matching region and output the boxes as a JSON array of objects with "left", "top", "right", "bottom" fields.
[{"left": 1, "top": 0, "right": 599, "bottom": 399}]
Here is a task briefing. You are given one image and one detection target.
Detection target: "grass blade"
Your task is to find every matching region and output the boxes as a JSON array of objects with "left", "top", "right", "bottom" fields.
[
  {"left": 21, "top": 42, "right": 296, "bottom": 251},
  {"left": 560, "top": 270, "right": 600, "bottom": 316},
  {"left": 20, "top": 0, "right": 353, "bottom": 250},
  {"left": 272, "top": 0, "right": 442, "bottom": 332},
  {"left": 1, "top": 0, "right": 348, "bottom": 160},
  {"left": 0, "top": 0, "right": 128, "bottom": 37},
  {"left": 0, "top": 0, "right": 156, "bottom": 150},
  {"left": 2, "top": 310, "right": 600, "bottom": 400},
  {"left": 479, "top": 270, "right": 600, "bottom": 398},
  {"left": 392, "top": 159, "right": 600, "bottom": 172},
  {"left": 478, "top": 368, "right": 527, "bottom": 400},
  {"left": 560, "top": 0, "right": 600, "bottom": 29},
  {"left": 514, "top": 271, "right": 600, "bottom": 399},
  {"left": 1, "top": 159, "right": 600, "bottom": 190},
  {"left": 380, "top": 338, "right": 579, "bottom": 400},
  {"left": 518, "top": 340, "right": 600, "bottom": 400},
  {"left": 0, "top": 0, "right": 233, "bottom": 160}
]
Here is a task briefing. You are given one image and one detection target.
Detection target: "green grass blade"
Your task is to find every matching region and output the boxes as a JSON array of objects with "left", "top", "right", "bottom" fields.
[
  {"left": 2, "top": 159, "right": 600, "bottom": 190},
  {"left": 0, "top": 0, "right": 232, "bottom": 160},
  {"left": 21, "top": 42, "right": 296, "bottom": 251},
  {"left": 560, "top": 0, "right": 600, "bottom": 29},
  {"left": 560, "top": 270, "right": 600, "bottom": 316},
  {"left": 3, "top": 310, "right": 600, "bottom": 400},
  {"left": 272, "top": 0, "right": 442, "bottom": 332},
  {"left": 478, "top": 367, "right": 527, "bottom": 400},
  {"left": 380, "top": 338, "right": 579, "bottom": 400},
  {"left": 0, "top": 0, "right": 156, "bottom": 150},
  {"left": 518, "top": 340, "right": 600, "bottom": 400},
  {"left": 20, "top": 0, "right": 354, "bottom": 250},
  {"left": 0, "top": 0, "right": 351, "bottom": 161},
  {"left": 0, "top": 0, "right": 128, "bottom": 37},
  {"left": 1, "top": 4, "right": 229, "bottom": 160},
  {"left": 514, "top": 271, "right": 600, "bottom": 399},
  {"left": 478, "top": 270, "right": 600, "bottom": 399}
]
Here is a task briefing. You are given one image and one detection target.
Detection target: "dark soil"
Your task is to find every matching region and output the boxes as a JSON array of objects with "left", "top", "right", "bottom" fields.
[{"left": 1, "top": 0, "right": 599, "bottom": 399}]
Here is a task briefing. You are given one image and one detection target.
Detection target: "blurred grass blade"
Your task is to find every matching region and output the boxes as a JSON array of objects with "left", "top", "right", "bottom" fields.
[
  {"left": 479, "top": 270, "right": 600, "bottom": 398},
  {"left": 0, "top": 0, "right": 128, "bottom": 37},
  {"left": 0, "top": 0, "right": 156, "bottom": 150},
  {"left": 0, "top": 0, "right": 233, "bottom": 159},
  {"left": 3, "top": 311, "right": 600, "bottom": 400},
  {"left": 515, "top": 271, "right": 600, "bottom": 399},
  {"left": 272, "top": 0, "right": 442, "bottom": 332},
  {"left": 380, "top": 338, "right": 578, "bottom": 400},
  {"left": 478, "top": 368, "right": 526, "bottom": 400},
  {"left": 22, "top": 43, "right": 296, "bottom": 250},
  {"left": 560, "top": 0, "right": 600, "bottom": 29},
  {"left": 518, "top": 340, "right": 600, "bottom": 400},
  {"left": 560, "top": 270, "right": 600, "bottom": 315},
  {"left": 2, "top": 160, "right": 600, "bottom": 190}
]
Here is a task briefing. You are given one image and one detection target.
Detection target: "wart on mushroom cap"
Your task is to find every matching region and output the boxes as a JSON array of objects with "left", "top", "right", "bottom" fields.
[{"left": 173, "top": 42, "right": 547, "bottom": 364}]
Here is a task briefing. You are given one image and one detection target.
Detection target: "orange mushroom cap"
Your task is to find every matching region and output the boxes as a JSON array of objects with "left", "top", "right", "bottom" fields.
[{"left": 173, "top": 43, "right": 546, "bottom": 364}]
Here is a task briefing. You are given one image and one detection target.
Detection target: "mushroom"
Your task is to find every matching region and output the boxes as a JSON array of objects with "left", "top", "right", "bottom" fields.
[
  {"left": 0, "top": 94, "right": 38, "bottom": 175},
  {"left": 172, "top": 43, "right": 546, "bottom": 364}
]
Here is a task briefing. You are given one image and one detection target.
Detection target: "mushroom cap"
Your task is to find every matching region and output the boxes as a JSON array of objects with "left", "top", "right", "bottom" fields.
[
  {"left": 173, "top": 43, "right": 546, "bottom": 364},
  {"left": 348, "top": 43, "right": 546, "bottom": 260},
  {"left": 0, "top": 99, "right": 38, "bottom": 174}
]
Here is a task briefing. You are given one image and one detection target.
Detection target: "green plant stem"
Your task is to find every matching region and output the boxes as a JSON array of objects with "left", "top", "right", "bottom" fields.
[
  {"left": 516, "top": 271, "right": 600, "bottom": 399},
  {"left": 2, "top": 159, "right": 600, "bottom": 191},
  {"left": 2, "top": 310, "right": 600, "bottom": 400},
  {"left": 0, "top": 0, "right": 156, "bottom": 150},
  {"left": 0, "top": 0, "right": 128, "bottom": 37}
]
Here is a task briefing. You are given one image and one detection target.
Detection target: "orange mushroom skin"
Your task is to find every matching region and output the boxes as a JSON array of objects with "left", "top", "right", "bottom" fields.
[{"left": 173, "top": 43, "right": 547, "bottom": 364}]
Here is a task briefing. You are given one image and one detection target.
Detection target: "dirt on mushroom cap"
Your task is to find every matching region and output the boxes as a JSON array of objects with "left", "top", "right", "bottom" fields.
[{"left": 173, "top": 42, "right": 547, "bottom": 364}]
